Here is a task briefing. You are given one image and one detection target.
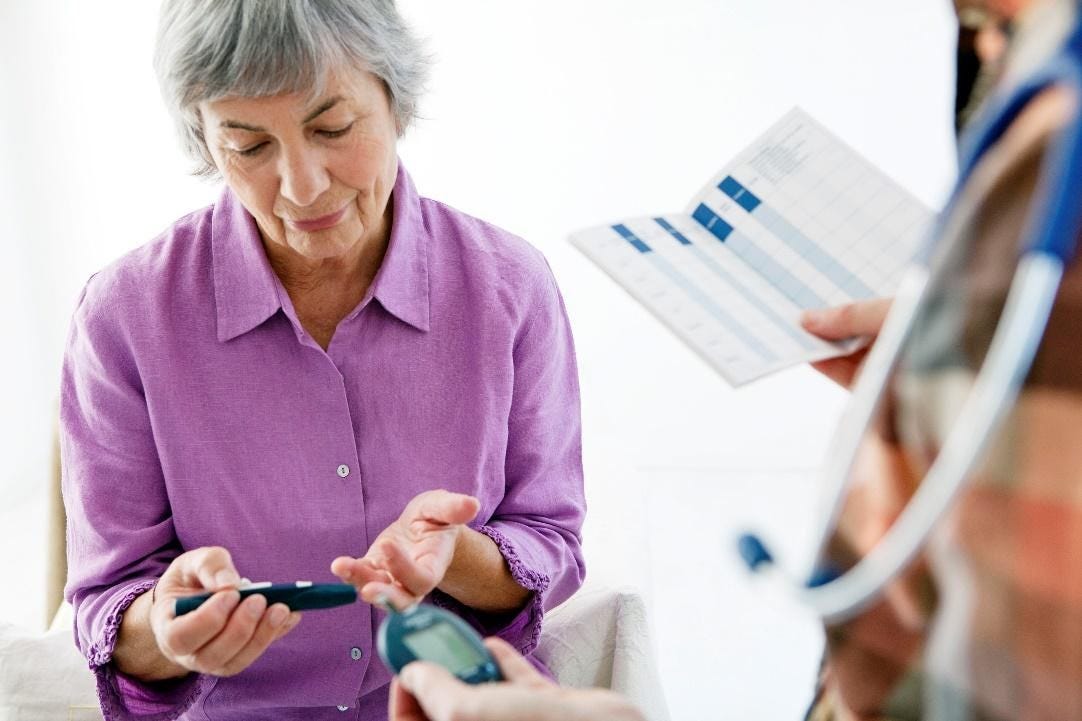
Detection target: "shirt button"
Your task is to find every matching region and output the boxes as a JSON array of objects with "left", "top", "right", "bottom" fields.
[
  {"left": 336, "top": 464, "right": 350, "bottom": 478},
  {"left": 337, "top": 705, "right": 349, "bottom": 712},
  {"left": 350, "top": 646, "right": 363, "bottom": 660}
]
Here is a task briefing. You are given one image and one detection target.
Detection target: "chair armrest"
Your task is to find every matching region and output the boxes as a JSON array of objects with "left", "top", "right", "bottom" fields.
[
  {"left": 536, "top": 586, "right": 670, "bottom": 721},
  {"left": 0, "top": 606, "right": 101, "bottom": 721}
]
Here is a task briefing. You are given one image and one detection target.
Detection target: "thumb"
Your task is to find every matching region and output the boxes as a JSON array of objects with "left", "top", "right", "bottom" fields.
[
  {"left": 414, "top": 491, "right": 480, "bottom": 526},
  {"left": 484, "top": 637, "right": 552, "bottom": 688},
  {"left": 399, "top": 661, "right": 475, "bottom": 720},
  {"left": 801, "top": 298, "right": 891, "bottom": 341}
]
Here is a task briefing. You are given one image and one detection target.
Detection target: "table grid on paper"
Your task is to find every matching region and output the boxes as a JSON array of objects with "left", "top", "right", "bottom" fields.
[{"left": 571, "top": 108, "right": 932, "bottom": 386}]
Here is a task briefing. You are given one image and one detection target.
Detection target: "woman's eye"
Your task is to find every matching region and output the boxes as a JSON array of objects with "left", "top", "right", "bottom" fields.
[
  {"left": 317, "top": 122, "right": 354, "bottom": 139},
  {"left": 237, "top": 142, "right": 268, "bottom": 157}
]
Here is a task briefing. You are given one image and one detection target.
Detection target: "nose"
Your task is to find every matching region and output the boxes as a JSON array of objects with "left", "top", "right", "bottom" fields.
[{"left": 277, "top": 144, "right": 330, "bottom": 208}]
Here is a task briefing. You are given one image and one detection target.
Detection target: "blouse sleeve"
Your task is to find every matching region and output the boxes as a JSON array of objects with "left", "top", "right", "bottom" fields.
[
  {"left": 61, "top": 276, "right": 209, "bottom": 720},
  {"left": 431, "top": 254, "right": 587, "bottom": 653}
]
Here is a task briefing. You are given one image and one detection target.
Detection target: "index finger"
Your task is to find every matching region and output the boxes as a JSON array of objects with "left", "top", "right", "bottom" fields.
[
  {"left": 801, "top": 298, "right": 892, "bottom": 341},
  {"left": 177, "top": 546, "right": 242, "bottom": 592},
  {"left": 410, "top": 491, "right": 480, "bottom": 526}
]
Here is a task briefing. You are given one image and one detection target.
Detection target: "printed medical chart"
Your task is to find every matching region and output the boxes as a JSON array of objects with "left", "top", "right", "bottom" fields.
[{"left": 570, "top": 108, "right": 933, "bottom": 386}]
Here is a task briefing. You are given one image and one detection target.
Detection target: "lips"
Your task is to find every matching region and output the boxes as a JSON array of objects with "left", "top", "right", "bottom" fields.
[{"left": 284, "top": 203, "right": 349, "bottom": 232}]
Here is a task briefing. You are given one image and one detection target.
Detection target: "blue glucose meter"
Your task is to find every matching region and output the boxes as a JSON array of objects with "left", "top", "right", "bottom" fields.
[{"left": 377, "top": 601, "right": 502, "bottom": 684}]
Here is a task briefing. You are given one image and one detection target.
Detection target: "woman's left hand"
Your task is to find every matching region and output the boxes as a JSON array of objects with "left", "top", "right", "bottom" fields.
[{"left": 331, "top": 490, "right": 480, "bottom": 609}]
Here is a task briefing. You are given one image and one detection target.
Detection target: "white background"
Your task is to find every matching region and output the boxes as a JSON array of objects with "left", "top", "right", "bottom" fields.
[{"left": 0, "top": 2, "right": 958, "bottom": 718}]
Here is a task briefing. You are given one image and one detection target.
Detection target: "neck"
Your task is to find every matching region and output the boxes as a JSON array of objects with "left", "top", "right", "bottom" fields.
[{"left": 264, "top": 198, "right": 394, "bottom": 348}]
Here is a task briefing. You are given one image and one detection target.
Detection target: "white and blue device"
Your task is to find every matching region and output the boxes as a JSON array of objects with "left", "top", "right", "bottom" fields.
[{"left": 377, "top": 602, "right": 502, "bottom": 684}]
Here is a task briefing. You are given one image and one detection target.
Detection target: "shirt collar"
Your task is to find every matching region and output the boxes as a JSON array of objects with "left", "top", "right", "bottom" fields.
[
  {"left": 212, "top": 160, "right": 430, "bottom": 342},
  {"left": 212, "top": 188, "right": 282, "bottom": 342},
  {"left": 367, "top": 162, "right": 431, "bottom": 332}
]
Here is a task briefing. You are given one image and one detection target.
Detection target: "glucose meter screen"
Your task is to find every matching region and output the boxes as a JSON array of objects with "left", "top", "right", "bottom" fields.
[{"left": 403, "top": 623, "right": 485, "bottom": 674}]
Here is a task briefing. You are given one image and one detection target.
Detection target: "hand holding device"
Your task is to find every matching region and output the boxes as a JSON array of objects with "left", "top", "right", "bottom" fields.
[{"left": 124, "top": 546, "right": 302, "bottom": 681}]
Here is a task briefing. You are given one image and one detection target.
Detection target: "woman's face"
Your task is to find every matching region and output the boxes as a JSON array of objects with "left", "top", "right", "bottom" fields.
[{"left": 200, "top": 68, "right": 399, "bottom": 263}]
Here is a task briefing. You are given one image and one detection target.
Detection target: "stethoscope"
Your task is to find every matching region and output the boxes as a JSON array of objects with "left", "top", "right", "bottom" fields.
[{"left": 738, "top": 21, "right": 1082, "bottom": 625}]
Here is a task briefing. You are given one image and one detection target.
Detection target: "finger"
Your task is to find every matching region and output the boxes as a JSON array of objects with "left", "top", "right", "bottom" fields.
[
  {"left": 360, "top": 581, "right": 417, "bottom": 609},
  {"left": 380, "top": 538, "right": 442, "bottom": 597},
  {"left": 332, "top": 556, "right": 393, "bottom": 588},
  {"left": 801, "top": 298, "right": 891, "bottom": 341},
  {"left": 484, "top": 638, "right": 553, "bottom": 688},
  {"left": 809, "top": 357, "right": 861, "bottom": 389},
  {"left": 218, "top": 602, "right": 297, "bottom": 676},
  {"left": 157, "top": 589, "right": 241, "bottom": 657},
  {"left": 412, "top": 491, "right": 480, "bottom": 527},
  {"left": 399, "top": 662, "right": 480, "bottom": 721},
  {"left": 182, "top": 546, "right": 242, "bottom": 592},
  {"left": 185, "top": 592, "right": 268, "bottom": 673},
  {"left": 389, "top": 677, "right": 428, "bottom": 721},
  {"left": 401, "top": 663, "right": 562, "bottom": 721}
]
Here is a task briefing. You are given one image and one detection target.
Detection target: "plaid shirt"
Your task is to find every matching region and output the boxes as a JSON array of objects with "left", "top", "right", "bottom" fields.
[{"left": 810, "top": 3, "right": 1082, "bottom": 719}]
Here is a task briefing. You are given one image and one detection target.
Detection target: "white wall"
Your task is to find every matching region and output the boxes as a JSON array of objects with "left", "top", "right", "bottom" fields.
[{"left": 0, "top": 1, "right": 957, "bottom": 718}]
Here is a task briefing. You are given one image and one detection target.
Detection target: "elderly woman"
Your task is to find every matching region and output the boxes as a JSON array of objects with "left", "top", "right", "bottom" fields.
[{"left": 60, "top": 1, "right": 585, "bottom": 719}]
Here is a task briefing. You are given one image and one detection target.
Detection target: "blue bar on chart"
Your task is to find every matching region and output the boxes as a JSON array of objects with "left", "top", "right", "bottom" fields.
[
  {"left": 716, "top": 177, "right": 873, "bottom": 299},
  {"left": 690, "top": 204, "right": 824, "bottom": 308},
  {"left": 653, "top": 218, "right": 692, "bottom": 245},
  {"left": 691, "top": 204, "right": 734, "bottom": 241},
  {"left": 612, "top": 224, "right": 652, "bottom": 254},
  {"left": 718, "top": 176, "right": 762, "bottom": 212}
]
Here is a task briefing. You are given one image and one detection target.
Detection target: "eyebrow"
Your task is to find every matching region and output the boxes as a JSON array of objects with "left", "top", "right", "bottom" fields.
[{"left": 219, "top": 96, "right": 344, "bottom": 132}]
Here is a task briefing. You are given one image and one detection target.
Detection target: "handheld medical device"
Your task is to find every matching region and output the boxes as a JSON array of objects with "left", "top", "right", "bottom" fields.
[
  {"left": 174, "top": 581, "right": 357, "bottom": 616},
  {"left": 376, "top": 600, "right": 502, "bottom": 684}
]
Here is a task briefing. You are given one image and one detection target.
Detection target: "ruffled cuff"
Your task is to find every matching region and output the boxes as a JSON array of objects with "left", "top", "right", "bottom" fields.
[
  {"left": 429, "top": 524, "right": 551, "bottom": 655},
  {"left": 87, "top": 580, "right": 209, "bottom": 721}
]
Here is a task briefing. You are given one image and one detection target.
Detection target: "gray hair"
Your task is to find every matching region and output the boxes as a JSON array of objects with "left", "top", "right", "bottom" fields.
[{"left": 154, "top": 0, "right": 429, "bottom": 177}]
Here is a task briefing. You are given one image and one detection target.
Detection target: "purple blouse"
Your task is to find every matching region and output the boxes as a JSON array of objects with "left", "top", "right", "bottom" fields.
[{"left": 60, "top": 163, "right": 586, "bottom": 720}]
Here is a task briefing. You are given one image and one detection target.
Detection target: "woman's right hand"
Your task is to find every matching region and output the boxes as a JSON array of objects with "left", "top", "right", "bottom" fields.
[{"left": 115, "top": 546, "right": 301, "bottom": 681}]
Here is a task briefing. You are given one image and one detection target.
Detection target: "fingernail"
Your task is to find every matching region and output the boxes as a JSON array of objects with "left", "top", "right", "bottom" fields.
[
  {"left": 269, "top": 605, "right": 289, "bottom": 628},
  {"left": 217, "top": 590, "right": 239, "bottom": 609},
  {"left": 801, "top": 309, "right": 824, "bottom": 328},
  {"left": 215, "top": 570, "right": 240, "bottom": 589},
  {"left": 245, "top": 595, "right": 265, "bottom": 619},
  {"left": 399, "top": 664, "right": 416, "bottom": 690}
]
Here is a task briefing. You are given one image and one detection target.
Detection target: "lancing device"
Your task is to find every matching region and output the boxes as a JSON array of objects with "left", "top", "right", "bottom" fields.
[
  {"left": 174, "top": 581, "right": 357, "bottom": 616},
  {"left": 376, "top": 596, "right": 502, "bottom": 684}
]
